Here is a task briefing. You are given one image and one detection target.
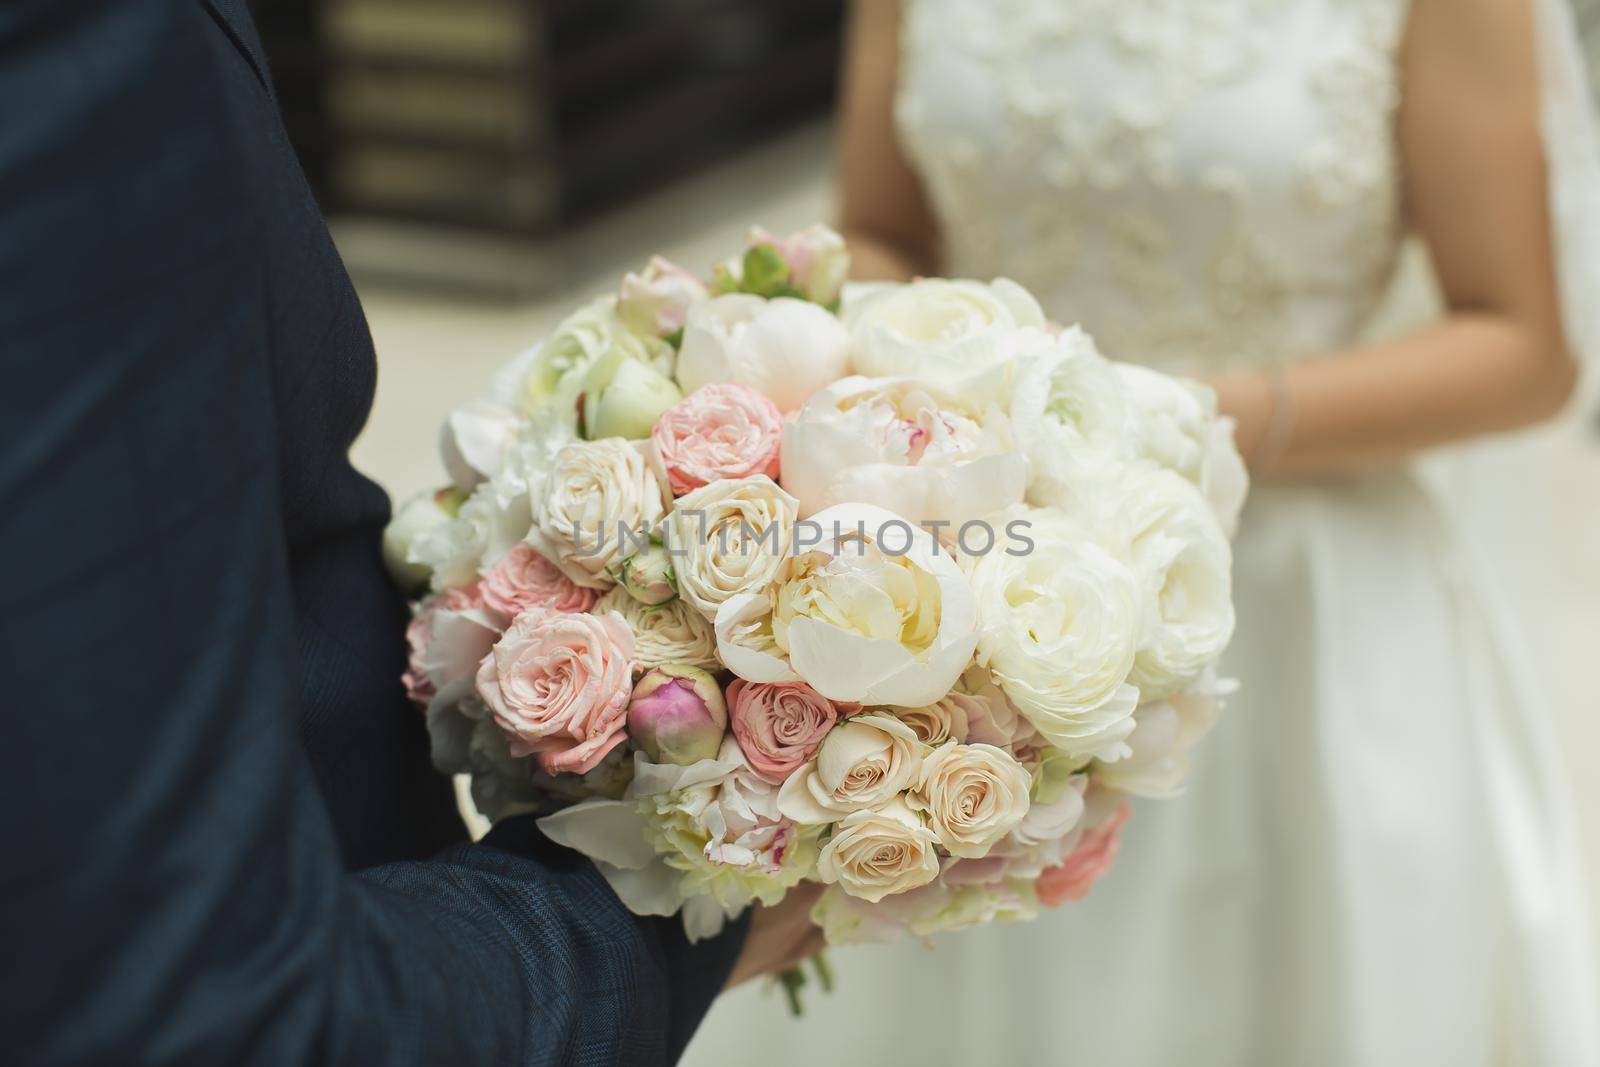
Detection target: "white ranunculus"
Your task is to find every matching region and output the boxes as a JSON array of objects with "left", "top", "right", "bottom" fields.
[
  {"left": 779, "top": 366, "right": 1027, "bottom": 527},
  {"left": 714, "top": 503, "right": 979, "bottom": 707},
  {"left": 1010, "top": 328, "right": 1140, "bottom": 508},
  {"left": 509, "top": 296, "right": 674, "bottom": 425},
  {"left": 383, "top": 487, "right": 463, "bottom": 593},
  {"left": 908, "top": 742, "right": 1032, "bottom": 858},
  {"left": 439, "top": 400, "right": 525, "bottom": 492},
  {"left": 591, "top": 587, "right": 720, "bottom": 673},
  {"left": 675, "top": 294, "right": 851, "bottom": 412},
  {"left": 1094, "top": 674, "right": 1233, "bottom": 798},
  {"left": 777, "top": 714, "right": 926, "bottom": 823},
  {"left": 667, "top": 476, "right": 798, "bottom": 620},
  {"left": 582, "top": 350, "right": 683, "bottom": 441},
  {"left": 1114, "top": 362, "right": 1215, "bottom": 481},
  {"left": 845, "top": 277, "right": 1047, "bottom": 381},
  {"left": 967, "top": 504, "right": 1143, "bottom": 760},
  {"left": 1200, "top": 416, "right": 1249, "bottom": 537},
  {"left": 814, "top": 796, "right": 942, "bottom": 903},
  {"left": 1122, "top": 466, "right": 1236, "bottom": 701},
  {"left": 525, "top": 438, "right": 668, "bottom": 589}
]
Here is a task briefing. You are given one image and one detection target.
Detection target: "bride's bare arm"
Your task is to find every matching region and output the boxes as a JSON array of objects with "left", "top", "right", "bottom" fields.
[
  {"left": 837, "top": 0, "right": 942, "bottom": 280},
  {"left": 1213, "top": 0, "right": 1579, "bottom": 475}
]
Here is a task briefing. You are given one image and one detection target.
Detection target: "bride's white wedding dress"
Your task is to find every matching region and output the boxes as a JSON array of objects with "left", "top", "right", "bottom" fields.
[{"left": 685, "top": 1, "right": 1600, "bottom": 1064}]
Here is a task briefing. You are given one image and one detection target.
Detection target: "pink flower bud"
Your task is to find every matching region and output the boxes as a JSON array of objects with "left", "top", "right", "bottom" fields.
[{"left": 627, "top": 665, "right": 728, "bottom": 765}]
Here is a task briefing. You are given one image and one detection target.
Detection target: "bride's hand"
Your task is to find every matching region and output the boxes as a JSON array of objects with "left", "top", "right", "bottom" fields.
[{"left": 725, "top": 884, "right": 827, "bottom": 989}]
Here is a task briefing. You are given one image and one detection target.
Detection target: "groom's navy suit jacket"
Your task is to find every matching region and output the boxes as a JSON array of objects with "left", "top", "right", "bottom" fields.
[{"left": 0, "top": 1, "right": 745, "bottom": 1063}]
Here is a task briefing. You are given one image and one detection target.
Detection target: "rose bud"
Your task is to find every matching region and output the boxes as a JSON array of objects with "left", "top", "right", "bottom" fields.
[
  {"left": 617, "top": 256, "right": 710, "bottom": 338},
  {"left": 582, "top": 349, "right": 683, "bottom": 441},
  {"left": 614, "top": 541, "right": 677, "bottom": 605},
  {"left": 627, "top": 665, "right": 728, "bottom": 765},
  {"left": 382, "top": 486, "right": 465, "bottom": 595}
]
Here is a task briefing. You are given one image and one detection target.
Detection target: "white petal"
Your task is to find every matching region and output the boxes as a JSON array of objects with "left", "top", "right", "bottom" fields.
[{"left": 537, "top": 798, "right": 659, "bottom": 869}]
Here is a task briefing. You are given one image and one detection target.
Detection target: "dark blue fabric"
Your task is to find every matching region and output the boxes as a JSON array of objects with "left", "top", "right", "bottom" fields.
[{"left": 0, "top": 2, "right": 746, "bottom": 1063}]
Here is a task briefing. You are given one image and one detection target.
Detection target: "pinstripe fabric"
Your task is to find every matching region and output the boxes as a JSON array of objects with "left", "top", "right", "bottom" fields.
[{"left": 0, "top": 2, "right": 745, "bottom": 1062}]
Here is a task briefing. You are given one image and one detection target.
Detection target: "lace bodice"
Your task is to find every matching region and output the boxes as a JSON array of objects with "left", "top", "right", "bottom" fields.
[{"left": 896, "top": 0, "right": 1413, "bottom": 374}]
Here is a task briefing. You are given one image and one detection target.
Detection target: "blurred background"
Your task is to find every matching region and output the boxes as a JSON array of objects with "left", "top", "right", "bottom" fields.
[{"left": 250, "top": 0, "right": 1600, "bottom": 1028}]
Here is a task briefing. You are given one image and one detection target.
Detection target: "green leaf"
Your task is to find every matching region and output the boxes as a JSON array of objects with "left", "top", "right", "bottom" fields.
[{"left": 741, "top": 243, "right": 790, "bottom": 297}]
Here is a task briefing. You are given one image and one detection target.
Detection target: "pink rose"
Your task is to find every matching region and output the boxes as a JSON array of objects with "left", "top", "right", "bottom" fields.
[
  {"left": 403, "top": 584, "right": 497, "bottom": 710},
  {"left": 479, "top": 543, "right": 599, "bottom": 623},
  {"left": 727, "top": 679, "right": 842, "bottom": 782},
  {"left": 650, "top": 383, "right": 783, "bottom": 496},
  {"left": 1036, "top": 802, "right": 1131, "bottom": 906},
  {"left": 475, "top": 610, "right": 636, "bottom": 775}
]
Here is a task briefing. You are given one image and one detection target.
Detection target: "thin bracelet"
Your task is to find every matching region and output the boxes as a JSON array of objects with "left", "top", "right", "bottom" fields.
[{"left": 1253, "top": 366, "right": 1296, "bottom": 469}]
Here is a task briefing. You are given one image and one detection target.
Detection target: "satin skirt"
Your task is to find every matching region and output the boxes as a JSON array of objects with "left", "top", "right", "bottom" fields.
[{"left": 683, "top": 467, "right": 1598, "bottom": 1067}]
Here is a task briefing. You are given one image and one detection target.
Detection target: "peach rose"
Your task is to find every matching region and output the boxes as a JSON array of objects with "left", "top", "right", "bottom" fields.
[
  {"left": 650, "top": 383, "right": 783, "bottom": 496},
  {"left": 1036, "top": 802, "right": 1131, "bottom": 906},
  {"left": 480, "top": 543, "right": 600, "bottom": 622},
  {"left": 475, "top": 610, "right": 636, "bottom": 775},
  {"left": 727, "top": 680, "right": 842, "bottom": 783}
]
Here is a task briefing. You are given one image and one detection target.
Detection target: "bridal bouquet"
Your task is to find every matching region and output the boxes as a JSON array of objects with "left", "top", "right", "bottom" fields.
[{"left": 384, "top": 225, "right": 1245, "bottom": 949}]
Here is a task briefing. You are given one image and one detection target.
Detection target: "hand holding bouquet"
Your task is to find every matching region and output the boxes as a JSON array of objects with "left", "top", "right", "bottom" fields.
[{"left": 386, "top": 225, "right": 1245, "bottom": 952}]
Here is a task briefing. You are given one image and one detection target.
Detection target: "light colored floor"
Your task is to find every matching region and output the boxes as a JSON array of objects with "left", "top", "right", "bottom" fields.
[{"left": 348, "top": 122, "right": 1600, "bottom": 1016}]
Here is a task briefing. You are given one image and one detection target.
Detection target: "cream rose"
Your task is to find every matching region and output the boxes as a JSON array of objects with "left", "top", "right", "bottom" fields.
[
  {"left": 591, "top": 587, "right": 720, "bottom": 673},
  {"left": 887, "top": 697, "right": 970, "bottom": 747},
  {"left": 666, "top": 475, "right": 798, "bottom": 620},
  {"left": 1122, "top": 466, "right": 1236, "bottom": 701},
  {"left": 909, "top": 742, "right": 1032, "bottom": 858},
  {"left": 675, "top": 294, "right": 851, "bottom": 412},
  {"left": 967, "top": 504, "right": 1143, "bottom": 760},
  {"left": 715, "top": 503, "right": 978, "bottom": 707},
  {"left": 815, "top": 796, "right": 941, "bottom": 903},
  {"left": 526, "top": 438, "right": 668, "bottom": 589},
  {"left": 777, "top": 713, "right": 924, "bottom": 824},
  {"left": 845, "top": 276, "right": 1046, "bottom": 381},
  {"left": 779, "top": 367, "right": 1027, "bottom": 527}
]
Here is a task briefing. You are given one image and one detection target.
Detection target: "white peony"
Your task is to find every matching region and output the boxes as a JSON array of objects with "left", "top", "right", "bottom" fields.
[
  {"left": 591, "top": 587, "right": 720, "bottom": 673},
  {"left": 966, "top": 504, "right": 1144, "bottom": 760},
  {"left": 845, "top": 276, "right": 1046, "bottom": 381},
  {"left": 779, "top": 366, "right": 1028, "bottom": 527},
  {"left": 1122, "top": 466, "right": 1236, "bottom": 701},
  {"left": 525, "top": 438, "right": 668, "bottom": 589},
  {"left": 714, "top": 503, "right": 979, "bottom": 707},
  {"left": 666, "top": 475, "right": 798, "bottom": 620},
  {"left": 675, "top": 294, "right": 851, "bottom": 412}
]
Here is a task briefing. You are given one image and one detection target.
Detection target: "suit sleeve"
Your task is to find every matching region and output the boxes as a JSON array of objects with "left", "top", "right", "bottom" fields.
[{"left": 0, "top": 2, "right": 744, "bottom": 1064}]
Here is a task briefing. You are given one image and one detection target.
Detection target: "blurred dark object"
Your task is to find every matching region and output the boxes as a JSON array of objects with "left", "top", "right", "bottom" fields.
[{"left": 252, "top": 0, "right": 844, "bottom": 295}]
